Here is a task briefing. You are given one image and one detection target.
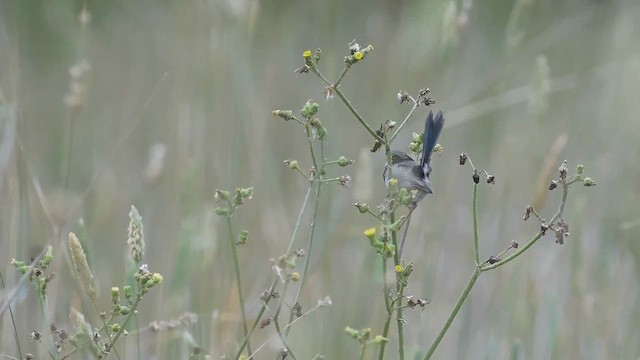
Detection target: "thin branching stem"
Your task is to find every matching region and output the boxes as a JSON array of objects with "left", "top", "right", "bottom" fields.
[
  {"left": 310, "top": 67, "right": 333, "bottom": 87},
  {"left": 285, "top": 179, "right": 323, "bottom": 335},
  {"left": 377, "top": 141, "right": 407, "bottom": 359},
  {"left": 90, "top": 299, "right": 121, "bottom": 360},
  {"left": 389, "top": 98, "right": 420, "bottom": 143},
  {"left": 0, "top": 272, "right": 22, "bottom": 360},
  {"left": 364, "top": 209, "right": 383, "bottom": 221},
  {"left": 482, "top": 179, "right": 569, "bottom": 271},
  {"left": 359, "top": 342, "right": 368, "bottom": 360},
  {"left": 60, "top": 347, "right": 81, "bottom": 360},
  {"left": 234, "top": 278, "right": 279, "bottom": 359},
  {"left": 304, "top": 125, "right": 319, "bottom": 171},
  {"left": 385, "top": 141, "right": 406, "bottom": 359},
  {"left": 377, "top": 257, "right": 392, "bottom": 360},
  {"left": 37, "top": 288, "right": 58, "bottom": 360},
  {"left": 424, "top": 269, "right": 481, "bottom": 360},
  {"left": 236, "top": 184, "right": 314, "bottom": 358},
  {"left": 333, "top": 87, "right": 386, "bottom": 144},
  {"left": 225, "top": 216, "right": 252, "bottom": 356},
  {"left": 285, "top": 129, "right": 325, "bottom": 336},
  {"left": 270, "top": 281, "right": 298, "bottom": 360},
  {"left": 396, "top": 294, "right": 405, "bottom": 360},
  {"left": 249, "top": 300, "right": 327, "bottom": 359},
  {"left": 425, "top": 176, "right": 573, "bottom": 359},
  {"left": 334, "top": 64, "right": 351, "bottom": 88},
  {"left": 293, "top": 166, "right": 310, "bottom": 180},
  {"left": 105, "top": 297, "right": 141, "bottom": 353},
  {"left": 320, "top": 137, "right": 326, "bottom": 165},
  {"left": 423, "top": 180, "right": 483, "bottom": 359},
  {"left": 273, "top": 319, "right": 297, "bottom": 360},
  {"left": 311, "top": 66, "right": 385, "bottom": 144},
  {"left": 285, "top": 185, "right": 313, "bottom": 254},
  {"left": 472, "top": 184, "right": 480, "bottom": 266},
  {"left": 391, "top": 209, "right": 405, "bottom": 360},
  {"left": 235, "top": 156, "right": 316, "bottom": 358}
]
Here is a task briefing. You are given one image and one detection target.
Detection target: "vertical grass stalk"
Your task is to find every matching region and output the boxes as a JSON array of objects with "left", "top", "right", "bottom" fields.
[
  {"left": 377, "top": 257, "right": 392, "bottom": 360},
  {"left": 225, "top": 216, "right": 252, "bottom": 356},
  {"left": 285, "top": 179, "right": 323, "bottom": 335},
  {"left": 425, "top": 177, "right": 482, "bottom": 360},
  {"left": 0, "top": 271, "right": 23, "bottom": 360},
  {"left": 473, "top": 184, "right": 480, "bottom": 266}
]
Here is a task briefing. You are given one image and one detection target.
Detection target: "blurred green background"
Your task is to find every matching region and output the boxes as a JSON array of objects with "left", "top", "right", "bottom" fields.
[{"left": 1, "top": 0, "right": 639, "bottom": 359}]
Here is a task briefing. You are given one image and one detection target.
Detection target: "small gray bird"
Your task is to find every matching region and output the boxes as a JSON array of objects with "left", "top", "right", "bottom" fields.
[{"left": 383, "top": 110, "right": 445, "bottom": 256}]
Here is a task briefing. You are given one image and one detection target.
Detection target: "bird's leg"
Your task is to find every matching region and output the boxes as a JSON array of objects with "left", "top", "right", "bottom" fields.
[{"left": 398, "top": 205, "right": 416, "bottom": 258}]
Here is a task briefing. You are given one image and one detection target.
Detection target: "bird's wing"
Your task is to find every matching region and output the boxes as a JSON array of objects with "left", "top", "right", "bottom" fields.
[{"left": 394, "top": 162, "right": 430, "bottom": 193}]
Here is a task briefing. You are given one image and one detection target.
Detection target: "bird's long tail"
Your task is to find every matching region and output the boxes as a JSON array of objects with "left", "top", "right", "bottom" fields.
[{"left": 421, "top": 111, "right": 445, "bottom": 170}]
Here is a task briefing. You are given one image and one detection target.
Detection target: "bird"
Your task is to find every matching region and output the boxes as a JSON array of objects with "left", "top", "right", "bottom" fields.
[{"left": 383, "top": 110, "right": 445, "bottom": 256}]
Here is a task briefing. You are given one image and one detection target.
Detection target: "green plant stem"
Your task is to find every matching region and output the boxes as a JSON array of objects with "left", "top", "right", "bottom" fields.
[
  {"left": 273, "top": 319, "right": 297, "bottom": 360},
  {"left": 422, "top": 180, "right": 480, "bottom": 360},
  {"left": 332, "top": 87, "right": 385, "bottom": 144},
  {"left": 472, "top": 184, "right": 480, "bottom": 266},
  {"left": 225, "top": 216, "right": 252, "bottom": 356},
  {"left": 360, "top": 342, "right": 368, "bottom": 360},
  {"left": 482, "top": 179, "right": 568, "bottom": 271},
  {"left": 234, "top": 171, "right": 313, "bottom": 358},
  {"left": 285, "top": 127, "right": 326, "bottom": 336},
  {"left": 311, "top": 66, "right": 385, "bottom": 144},
  {"left": 37, "top": 289, "right": 59, "bottom": 360},
  {"left": 424, "top": 269, "right": 481, "bottom": 360},
  {"left": 388, "top": 207, "right": 405, "bottom": 360},
  {"left": 0, "top": 272, "right": 22, "bottom": 360},
  {"left": 378, "top": 144, "right": 406, "bottom": 360},
  {"left": 311, "top": 67, "right": 333, "bottom": 86},
  {"left": 304, "top": 125, "right": 319, "bottom": 170},
  {"left": 90, "top": 299, "right": 121, "bottom": 360},
  {"left": 285, "top": 179, "right": 323, "bottom": 336},
  {"left": 249, "top": 300, "right": 328, "bottom": 359},
  {"left": 105, "top": 297, "right": 141, "bottom": 354},
  {"left": 389, "top": 98, "right": 419, "bottom": 143},
  {"left": 395, "top": 289, "right": 405, "bottom": 360},
  {"left": 377, "top": 257, "right": 392, "bottom": 360},
  {"left": 271, "top": 281, "right": 298, "bottom": 360},
  {"left": 293, "top": 167, "right": 310, "bottom": 180},
  {"left": 365, "top": 209, "right": 384, "bottom": 221},
  {"left": 60, "top": 347, "right": 80, "bottom": 360},
  {"left": 285, "top": 185, "right": 313, "bottom": 253},
  {"left": 234, "top": 278, "right": 279, "bottom": 359},
  {"left": 334, "top": 64, "right": 351, "bottom": 88},
  {"left": 425, "top": 179, "right": 573, "bottom": 358}
]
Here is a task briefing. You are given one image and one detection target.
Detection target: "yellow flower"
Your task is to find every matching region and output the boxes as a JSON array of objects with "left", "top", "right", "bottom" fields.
[
  {"left": 389, "top": 178, "right": 398, "bottom": 186},
  {"left": 363, "top": 227, "right": 376, "bottom": 239},
  {"left": 303, "top": 50, "right": 312, "bottom": 58},
  {"left": 394, "top": 265, "right": 403, "bottom": 273},
  {"left": 354, "top": 51, "right": 363, "bottom": 60}
]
